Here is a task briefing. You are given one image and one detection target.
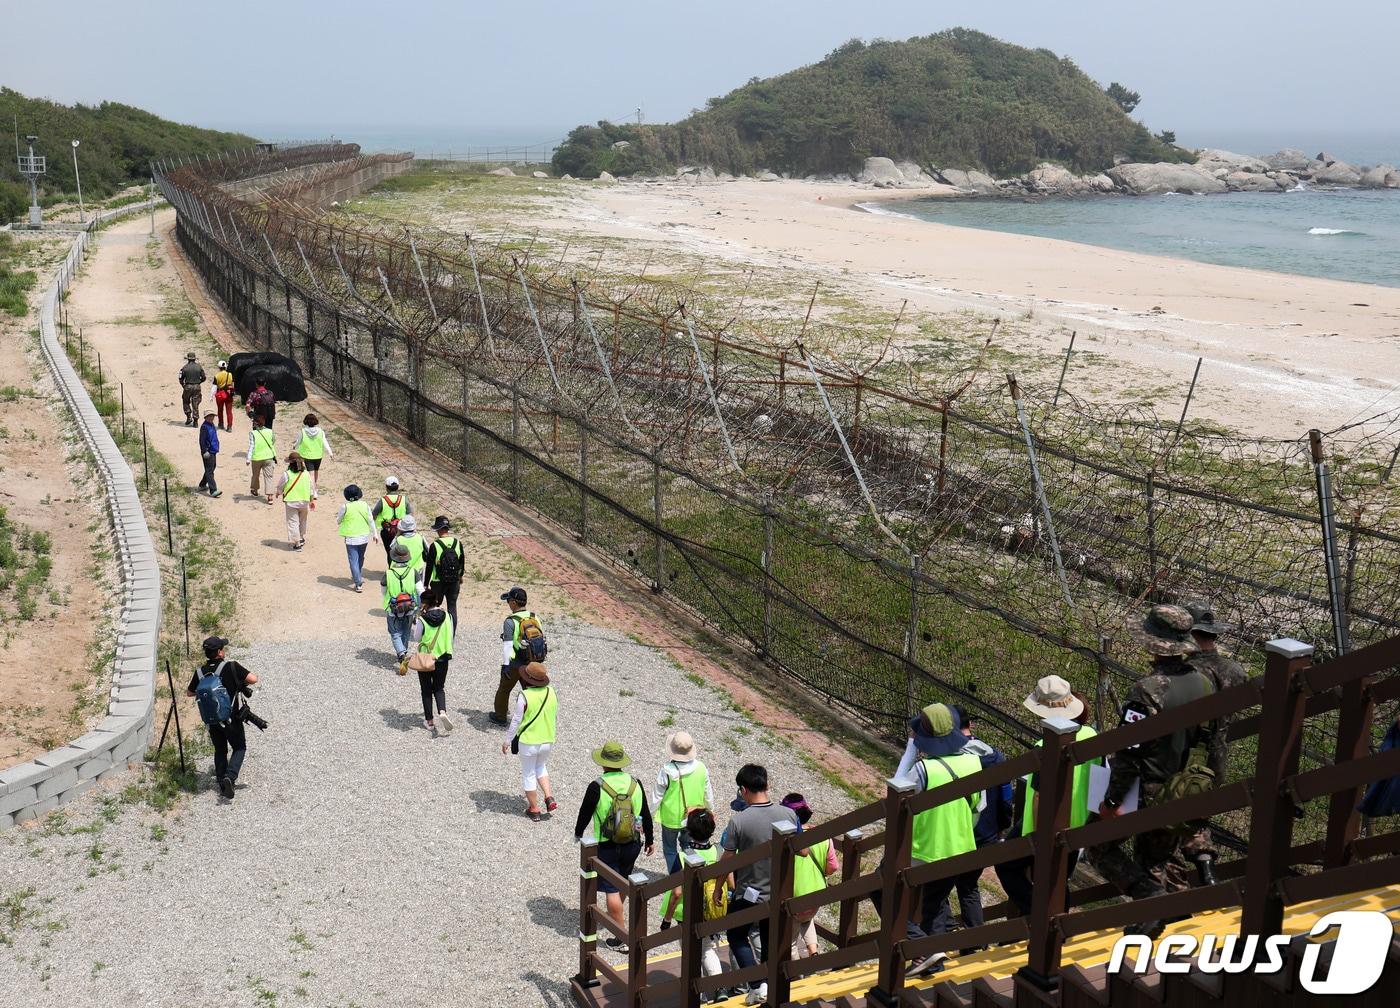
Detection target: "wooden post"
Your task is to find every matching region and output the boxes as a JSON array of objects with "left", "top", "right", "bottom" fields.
[
  {"left": 836, "top": 829, "right": 865, "bottom": 948},
  {"left": 767, "top": 820, "right": 799, "bottom": 1006},
  {"left": 867, "top": 777, "right": 918, "bottom": 1007},
  {"left": 626, "top": 871, "right": 649, "bottom": 1008},
  {"left": 574, "top": 843, "right": 600, "bottom": 990},
  {"left": 1240, "top": 638, "right": 1313, "bottom": 942},
  {"left": 1324, "top": 675, "right": 1374, "bottom": 868},
  {"left": 937, "top": 402, "right": 949, "bottom": 497},
  {"left": 1014, "top": 716, "right": 1082, "bottom": 1002},
  {"left": 679, "top": 851, "right": 705, "bottom": 1008}
]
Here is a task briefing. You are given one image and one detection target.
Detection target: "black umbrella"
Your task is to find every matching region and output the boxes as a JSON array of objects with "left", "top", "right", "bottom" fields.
[{"left": 236, "top": 363, "right": 307, "bottom": 404}]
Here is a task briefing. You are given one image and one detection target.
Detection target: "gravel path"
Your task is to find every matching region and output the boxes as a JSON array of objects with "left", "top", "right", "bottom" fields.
[{"left": 0, "top": 619, "right": 853, "bottom": 1008}]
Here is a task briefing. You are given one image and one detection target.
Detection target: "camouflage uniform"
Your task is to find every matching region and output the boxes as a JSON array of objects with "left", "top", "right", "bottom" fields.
[{"left": 1175, "top": 648, "right": 1248, "bottom": 867}]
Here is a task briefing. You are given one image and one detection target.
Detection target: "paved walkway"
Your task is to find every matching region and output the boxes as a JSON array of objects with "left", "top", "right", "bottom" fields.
[{"left": 0, "top": 213, "right": 867, "bottom": 1007}]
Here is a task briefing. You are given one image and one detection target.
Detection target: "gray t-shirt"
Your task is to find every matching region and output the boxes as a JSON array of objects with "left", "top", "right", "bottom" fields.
[{"left": 722, "top": 801, "right": 800, "bottom": 898}]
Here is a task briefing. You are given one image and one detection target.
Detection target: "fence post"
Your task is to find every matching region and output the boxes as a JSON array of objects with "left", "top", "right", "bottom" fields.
[
  {"left": 626, "top": 871, "right": 649, "bottom": 1008},
  {"left": 142, "top": 422, "right": 149, "bottom": 490},
  {"left": 574, "top": 843, "right": 600, "bottom": 990},
  {"left": 163, "top": 477, "right": 174, "bottom": 553},
  {"left": 510, "top": 387, "right": 521, "bottom": 501},
  {"left": 678, "top": 851, "right": 705, "bottom": 1008},
  {"left": 767, "top": 820, "right": 799, "bottom": 1006},
  {"left": 578, "top": 426, "right": 589, "bottom": 542},
  {"left": 867, "top": 777, "right": 918, "bottom": 1007},
  {"left": 761, "top": 509, "right": 774, "bottom": 656},
  {"left": 1239, "top": 638, "right": 1313, "bottom": 944},
  {"left": 836, "top": 828, "right": 864, "bottom": 947},
  {"left": 652, "top": 457, "right": 664, "bottom": 592},
  {"left": 1324, "top": 674, "right": 1373, "bottom": 868},
  {"left": 905, "top": 556, "right": 921, "bottom": 718},
  {"left": 1309, "top": 430, "right": 1351, "bottom": 655},
  {"left": 460, "top": 367, "right": 471, "bottom": 471},
  {"left": 1014, "top": 716, "right": 1082, "bottom": 1001},
  {"left": 1093, "top": 635, "right": 1111, "bottom": 732}
]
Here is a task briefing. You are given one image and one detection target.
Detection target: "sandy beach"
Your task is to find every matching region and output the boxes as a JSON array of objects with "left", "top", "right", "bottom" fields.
[{"left": 516, "top": 176, "right": 1400, "bottom": 436}]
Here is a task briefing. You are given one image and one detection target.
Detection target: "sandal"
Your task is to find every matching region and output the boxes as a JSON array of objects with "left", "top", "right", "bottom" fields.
[
  {"left": 545, "top": 797, "right": 558, "bottom": 814},
  {"left": 528, "top": 808, "right": 543, "bottom": 822}
]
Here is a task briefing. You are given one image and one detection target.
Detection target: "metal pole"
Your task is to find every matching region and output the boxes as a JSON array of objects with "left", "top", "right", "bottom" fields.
[
  {"left": 510, "top": 388, "right": 521, "bottom": 500},
  {"left": 905, "top": 555, "right": 921, "bottom": 718},
  {"left": 1008, "top": 374, "right": 1073, "bottom": 607},
  {"left": 761, "top": 510, "right": 773, "bottom": 656},
  {"left": 1309, "top": 429, "right": 1351, "bottom": 654},
  {"left": 1094, "top": 635, "right": 1110, "bottom": 732},
  {"left": 119, "top": 383, "right": 125, "bottom": 440},
  {"left": 142, "top": 422, "right": 149, "bottom": 490},
  {"left": 72, "top": 141, "right": 85, "bottom": 223},
  {"left": 180, "top": 555, "right": 191, "bottom": 657},
  {"left": 163, "top": 477, "right": 174, "bottom": 553},
  {"left": 653, "top": 457, "right": 664, "bottom": 591},
  {"left": 578, "top": 425, "right": 589, "bottom": 542},
  {"left": 165, "top": 660, "right": 187, "bottom": 775},
  {"left": 149, "top": 177, "right": 155, "bottom": 235},
  {"left": 1051, "top": 331, "right": 1076, "bottom": 408},
  {"left": 1166, "top": 356, "right": 1203, "bottom": 459}
]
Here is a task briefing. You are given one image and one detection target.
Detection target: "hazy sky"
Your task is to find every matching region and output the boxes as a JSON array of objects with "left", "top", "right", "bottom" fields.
[{"left": 8, "top": 1, "right": 1397, "bottom": 149}]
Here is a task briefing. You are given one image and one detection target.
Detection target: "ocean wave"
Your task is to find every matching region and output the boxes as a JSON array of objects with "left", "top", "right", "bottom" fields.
[
  {"left": 854, "top": 201, "right": 921, "bottom": 221},
  {"left": 1307, "top": 227, "right": 1361, "bottom": 236}
]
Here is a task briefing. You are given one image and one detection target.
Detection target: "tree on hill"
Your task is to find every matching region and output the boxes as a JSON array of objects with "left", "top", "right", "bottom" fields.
[
  {"left": 1105, "top": 82, "right": 1142, "bottom": 114},
  {"left": 554, "top": 30, "right": 1184, "bottom": 180},
  {"left": 0, "top": 88, "right": 256, "bottom": 216}
]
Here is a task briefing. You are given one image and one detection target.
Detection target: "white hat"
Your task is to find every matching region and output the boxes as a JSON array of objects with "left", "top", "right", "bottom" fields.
[
  {"left": 385, "top": 476, "right": 400, "bottom": 489},
  {"left": 398, "top": 514, "right": 417, "bottom": 532},
  {"left": 666, "top": 731, "right": 696, "bottom": 760},
  {"left": 1023, "top": 675, "right": 1085, "bottom": 721},
  {"left": 217, "top": 360, "right": 226, "bottom": 368}
]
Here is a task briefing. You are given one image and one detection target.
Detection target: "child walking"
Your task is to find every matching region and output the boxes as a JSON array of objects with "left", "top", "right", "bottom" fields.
[
  {"left": 783, "top": 793, "right": 837, "bottom": 959},
  {"left": 660, "top": 809, "right": 726, "bottom": 983},
  {"left": 409, "top": 588, "right": 454, "bottom": 734}
]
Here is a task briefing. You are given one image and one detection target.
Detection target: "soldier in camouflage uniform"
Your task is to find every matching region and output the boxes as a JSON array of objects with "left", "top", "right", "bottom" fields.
[
  {"left": 1090, "top": 605, "right": 1222, "bottom": 937},
  {"left": 1175, "top": 602, "right": 1249, "bottom": 885}
]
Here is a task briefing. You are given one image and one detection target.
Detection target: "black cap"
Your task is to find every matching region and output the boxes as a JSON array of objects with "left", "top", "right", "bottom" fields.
[
  {"left": 203, "top": 635, "right": 229, "bottom": 654},
  {"left": 432, "top": 515, "right": 451, "bottom": 532},
  {"left": 344, "top": 484, "right": 362, "bottom": 502},
  {"left": 1186, "top": 601, "right": 1230, "bottom": 638},
  {"left": 501, "top": 586, "right": 527, "bottom": 604}
]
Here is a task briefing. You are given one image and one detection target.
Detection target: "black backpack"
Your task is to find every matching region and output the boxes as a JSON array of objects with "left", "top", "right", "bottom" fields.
[{"left": 434, "top": 537, "right": 463, "bottom": 584}]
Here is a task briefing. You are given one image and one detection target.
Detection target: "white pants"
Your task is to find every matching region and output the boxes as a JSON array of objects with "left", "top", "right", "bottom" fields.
[
  {"left": 518, "top": 741, "right": 552, "bottom": 791},
  {"left": 700, "top": 935, "right": 721, "bottom": 977},
  {"left": 284, "top": 501, "right": 309, "bottom": 543}
]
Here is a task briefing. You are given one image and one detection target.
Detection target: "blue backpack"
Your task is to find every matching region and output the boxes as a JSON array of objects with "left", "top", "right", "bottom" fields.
[{"left": 195, "top": 661, "right": 232, "bottom": 725}]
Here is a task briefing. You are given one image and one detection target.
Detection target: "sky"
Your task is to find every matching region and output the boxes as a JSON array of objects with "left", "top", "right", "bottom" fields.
[{"left": 7, "top": 0, "right": 1399, "bottom": 153}]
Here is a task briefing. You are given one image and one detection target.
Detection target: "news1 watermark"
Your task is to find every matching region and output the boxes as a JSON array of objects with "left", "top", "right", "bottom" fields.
[{"left": 1109, "top": 910, "right": 1393, "bottom": 995}]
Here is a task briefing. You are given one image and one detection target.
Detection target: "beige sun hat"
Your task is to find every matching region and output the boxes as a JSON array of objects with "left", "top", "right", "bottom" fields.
[
  {"left": 666, "top": 731, "right": 696, "bottom": 760},
  {"left": 1024, "top": 675, "right": 1086, "bottom": 721}
]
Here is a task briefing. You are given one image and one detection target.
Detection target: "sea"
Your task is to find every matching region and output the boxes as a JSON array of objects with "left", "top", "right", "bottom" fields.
[{"left": 862, "top": 130, "right": 1400, "bottom": 288}]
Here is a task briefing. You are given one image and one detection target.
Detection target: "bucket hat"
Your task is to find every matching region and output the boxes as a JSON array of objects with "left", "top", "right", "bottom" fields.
[
  {"left": 1024, "top": 675, "right": 1086, "bottom": 721},
  {"left": 591, "top": 739, "right": 632, "bottom": 769},
  {"left": 1186, "top": 601, "right": 1230, "bottom": 638},
  {"left": 518, "top": 662, "right": 550, "bottom": 688},
  {"left": 1134, "top": 604, "right": 1198, "bottom": 657},
  {"left": 432, "top": 515, "right": 451, "bottom": 532},
  {"left": 666, "top": 731, "right": 696, "bottom": 760},
  {"left": 399, "top": 514, "right": 417, "bottom": 533},
  {"left": 909, "top": 702, "right": 964, "bottom": 757},
  {"left": 390, "top": 541, "right": 411, "bottom": 562}
]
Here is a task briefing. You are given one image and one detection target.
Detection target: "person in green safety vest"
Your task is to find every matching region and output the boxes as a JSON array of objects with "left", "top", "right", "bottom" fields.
[
  {"left": 246, "top": 413, "right": 277, "bottom": 505},
  {"left": 498, "top": 662, "right": 557, "bottom": 821},
  {"left": 276, "top": 452, "right": 313, "bottom": 550},
  {"left": 653, "top": 730, "right": 715, "bottom": 874},
  {"left": 394, "top": 514, "right": 427, "bottom": 586},
  {"left": 780, "top": 793, "right": 838, "bottom": 959},
  {"left": 336, "top": 484, "right": 373, "bottom": 593},
  {"left": 658, "top": 808, "right": 726, "bottom": 982},
  {"left": 869, "top": 702, "right": 983, "bottom": 978},
  {"left": 409, "top": 587, "right": 455, "bottom": 734},
  {"left": 574, "top": 740, "right": 655, "bottom": 951},
  {"left": 382, "top": 540, "right": 419, "bottom": 662},
  {"left": 292, "top": 413, "right": 334, "bottom": 499},
  {"left": 994, "top": 676, "right": 1098, "bottom": 917},
  {"left": 371, "top": 476, "right": 412, "bottom": 560}
]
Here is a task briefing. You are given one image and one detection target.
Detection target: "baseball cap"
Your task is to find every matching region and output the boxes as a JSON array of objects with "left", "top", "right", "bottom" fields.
[
  {"left": 203, "top": 635, "right": 229, "bottom": 654},
  {"left": 500, "top": 586, "right": 527, "bottom": 604},
  {"left": 385, "top": 475, "right": 400, "bottom": 489}
]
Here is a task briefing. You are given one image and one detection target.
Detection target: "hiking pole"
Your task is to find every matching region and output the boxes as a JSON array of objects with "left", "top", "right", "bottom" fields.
[
  {"left": 180, "top": 555, "right": 191, "bottom": 657},
  {"left": 165, "top": 659, "right": 187, "bottom": 774},
  {"left": 163, "top": 477, "right": 173, "bottom": 553}
]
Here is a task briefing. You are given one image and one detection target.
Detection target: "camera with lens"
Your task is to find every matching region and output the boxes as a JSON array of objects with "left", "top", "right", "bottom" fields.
[{"left": 239, "top": 707, "right": 269, "bottom": 732}]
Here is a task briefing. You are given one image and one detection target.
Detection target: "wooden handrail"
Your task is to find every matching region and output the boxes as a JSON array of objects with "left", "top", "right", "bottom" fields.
[
  {"left": 1069, "top": 680, "right": 1262, "bottom": 763},
  {"left": 905, "top": 748, "right": 1039, "bottom": 815},
  {"left": 1301, "top": 634, "right": 1400, "bottom": 694}
]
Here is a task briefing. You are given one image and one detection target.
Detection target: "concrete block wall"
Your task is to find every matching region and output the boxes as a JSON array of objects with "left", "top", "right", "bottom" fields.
[{"left": 0, "top": 203, "right": 164, "bottom": 828}]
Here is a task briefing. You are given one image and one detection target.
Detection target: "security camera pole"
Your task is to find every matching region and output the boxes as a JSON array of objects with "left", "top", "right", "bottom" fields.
[
  {"left": 71, "top": 139, "right": 85, "bottom": 223},
  {"left": 18, "top": 134, "right": 45, "bottom": 227}
]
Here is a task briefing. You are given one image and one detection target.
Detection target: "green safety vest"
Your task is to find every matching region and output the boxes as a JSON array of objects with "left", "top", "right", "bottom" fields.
[
  {"left": 418, "top": 612, "right": 454, "bottom": 657},
  {"left": 249, "top": 428, "right": 276, "bottom": 462},
  {"left": 379, "top": 494, "right": 408, "bottom": 528},
  {"left": 909, "top": 752, "right": 982, "bottom": 864},
  {"left": 1021, "top": 724, "right": 1102, "bottom": 835},
  {"left": 337, "top": 500, "right": 373, "bottom": 538},
  {"left": 792, "top": 838, "right": 832, "bottom": 900},
  {"left": 294, "top": 429, "right": 326, "bottom": 460},
  {"left": 519, "top": 686, "right": 558, "bottom": 745},
  {"left": 658, "top": 761, "right": 709, "bottom": 830},
  {"left": 398, "top": 532, "right": 425, "bottom": 571},
  {"left": 282, "top": 469, "right": 312, "bottom": 503},
  {"left": 660, "top": 842, "right": 719, "bottom": 922},
  {"left": 593, "top": 771, "right": 643, "bottom": 843},
  {"left": 383, "top": 563, "right": 417, "bottom": 609}
]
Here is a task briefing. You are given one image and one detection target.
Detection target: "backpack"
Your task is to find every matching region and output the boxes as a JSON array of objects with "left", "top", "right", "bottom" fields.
[
  {"left": 382, "top": 495, "right": 404, "bottom": 534},
  {"left": 1153, "top": 744, "right": 1217, "bottom": 820},
  {"left": 700, "top": 873, "right": 728, "bottom": 922},
  {"left": 599, "top": 778, "right": 639, "bottom": 844},
  {"left": 390, "top": 592, "right": 415, "bottom": 618},
  {"left": 513, "top": 613, "right": 548, "bottom": 662},
  {"left": 194, "top": 661, "right": 232, "bottom": 725},
  {"left": 434, "top": 538, "right": 463, "bottom": 585}
]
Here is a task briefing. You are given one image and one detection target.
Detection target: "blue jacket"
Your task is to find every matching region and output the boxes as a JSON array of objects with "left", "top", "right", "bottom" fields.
[
  {"left": 962, "top": 737, "right": 1013, "bottom": 846},
  {"left": 199, "top": 421, "right": 220, "bottom": 455}
]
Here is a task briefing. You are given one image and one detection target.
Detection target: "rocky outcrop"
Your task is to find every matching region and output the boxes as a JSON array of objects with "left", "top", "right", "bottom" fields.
[
  {"left": 1312, "top": 158, "right": 1362, "bottom": 186},
  {"left": 1264, "top": 148, "right": 1317, "bottom": 172},
  {"left": 857, "top": 157, "right": 905, "bottom": 187},
  {"left": 1024, "top": 163, "right": 1082, "bottom": 194},
  {"left": 1195, "top": 149, "right": 1270, "bottom": 174},
  {"left": 757, "top": 170, "right": 780, "bottom": 181},
  {"left": 1359, "top": 165, "right": 1394, "bottom": 188},
  {"left": 895, "top": 160, "right": 938, "bottom": 186},
  {"left": 1107, "top": 162, "right": 1227, "bottom": 195},
  {"left": 597, "top": 171, "right": 617, "bottom": 184},
  {"left": 531, "top": 171, "right": 549, "bottom": 179},
  {"left": 488, "top": 166, "right": 515, "bottom": 177},
  {"left": 1225, "top": 170, "right": 1284, "bottom": 192}
]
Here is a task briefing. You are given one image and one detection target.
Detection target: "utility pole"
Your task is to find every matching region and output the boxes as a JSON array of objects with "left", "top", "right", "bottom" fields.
[
  {"left": 635, "top": 107, "right": 643, "bottom": 126},
  {"left": 71, "top": 139, "right": 85, "bottom": 223}
]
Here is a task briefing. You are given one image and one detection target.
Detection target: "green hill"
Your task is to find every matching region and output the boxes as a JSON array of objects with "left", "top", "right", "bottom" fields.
[
  {"left": 0, "top": 88, "right": 256, "bottom": 219},
  {"left": 554, "top": 29, "right": 1183, "bottom": 180}
]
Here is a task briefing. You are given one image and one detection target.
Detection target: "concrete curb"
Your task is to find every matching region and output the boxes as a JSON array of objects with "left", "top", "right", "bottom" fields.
[{"left": 0, "top": 202, "right": 164, "bottom": 828}]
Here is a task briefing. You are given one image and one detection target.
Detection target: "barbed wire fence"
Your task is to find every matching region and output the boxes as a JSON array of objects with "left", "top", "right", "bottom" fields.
[{"left": 153, "top": 144, "right": 1400, "bottom": 765}]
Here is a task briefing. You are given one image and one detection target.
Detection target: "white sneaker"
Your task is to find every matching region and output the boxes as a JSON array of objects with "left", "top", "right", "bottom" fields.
[
  {"left": 910, "top": 951, "right": 946, "bottom": 976},
  {"left": 437, "top": 711, "right": 454, "bottom": 734},
  {"left": 744, "top": 983, "right": 768, "bottom": 1006}
]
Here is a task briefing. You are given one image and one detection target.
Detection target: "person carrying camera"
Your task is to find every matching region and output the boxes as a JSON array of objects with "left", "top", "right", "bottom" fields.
[{"left": 186, "top": 635, "right": 265, "bottom": 801}]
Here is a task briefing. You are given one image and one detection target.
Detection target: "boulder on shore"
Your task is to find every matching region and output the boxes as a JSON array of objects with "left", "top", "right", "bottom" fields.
[
  {"left": 1024, "top": 163, "right": 1082, "bottom": 194},
  {"left": 757, "top": 170, "right": 780, "bottom": 181},
  {"left": 858, "top": 157, "right": 904, "bottom": 186},
  {"left": 1359, "top": 165, "right": 1397, "bottom": 189},
  {"left": 1225, "top": 170, "right": 1284, "bottom": 192},
  {"left": 1086, "top": 173, "right": 1117, "bottom": 193},
  {"left": 1263, "top": 148, "right": 1316, "bottom": 172},
  {"left": 531, "top": 171, "right": 549, "bottom": 179},
  {"left": 894, "top": 160, "right": 937, "bottom": 186},
  {"left": 1195, "top": 149, "right": 1269, "bottom": 174},
  {"left": 1107, "top": 162, "right": 1227, "bottom": 195},
  {"left": 1312, "top": 159, "right": 1362, "bottom": 186},
  {"left": 488, "top": 166, "right": 515, "bottom": 177},
  {"left": 597, "top": 171, "right": 617, "bottom": 184}
]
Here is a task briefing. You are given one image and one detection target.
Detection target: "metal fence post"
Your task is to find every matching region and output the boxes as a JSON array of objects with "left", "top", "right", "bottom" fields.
[
  {"left": 868, "top": 777, "right": 918, "bottom": 1007},
  {"left": 510, "top": 387, "right": 521, "bottom": 501},
  {"left": 1009, "top": 374, "right": 1073, "bottom": 607},
  {"left": 905, "top": 556, "right": 921, "bottom": 719},
  {"left": 578, "top": 425, "right": 589, "bottom": 542},
  {"left": 761, "top": 509, "right": 774, "bottom": 656},
  {"left": 460, "top": 367, "right": 471, "bottom": 471},
  {"left": 652, "top": 457, "right": 664, "bottom": 592},
  {"left": 1240, "top": 638, "right": 1313, "bottom": 943},
  {"left": 1309, "top": 429, "right": 1351, "bottom": 655}
]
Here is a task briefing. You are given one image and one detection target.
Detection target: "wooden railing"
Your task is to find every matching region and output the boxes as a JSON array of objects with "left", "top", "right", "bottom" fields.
[{"left": 569, "top": 633, "right": 1400, "bottom": 1007}]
